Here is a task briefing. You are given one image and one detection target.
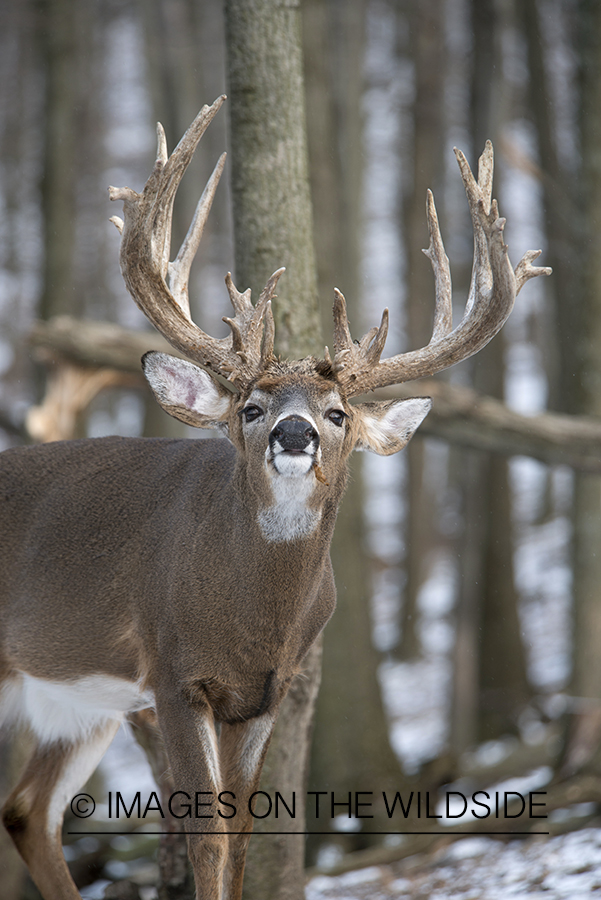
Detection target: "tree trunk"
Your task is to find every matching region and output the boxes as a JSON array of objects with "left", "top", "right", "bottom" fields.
[
  {"left": 224, "top": 0, "right": 320, "bottom": 358},
  {"left": 139, "top": 0, "right": 230, "bottom": 445},
  {"left": 38, "top": 0, "right": 79, "bottom": 320},
  {"left": 397, "top": 0, "right": 445, "bottom": 660},
  {"left": 450, "top": 0, "right": 531, "bottom": 755},
  {"left": 224, "top": 2, "right": 321, "bottom": 897},
  {"left": 302, "top": 0, "right": 409, "bottom": 861},
  {"left": 521, "top": 0, "right": 582, "bottom": 415},
  {"left": 562, "top": 0, "right": 601, "bottom": 777}
]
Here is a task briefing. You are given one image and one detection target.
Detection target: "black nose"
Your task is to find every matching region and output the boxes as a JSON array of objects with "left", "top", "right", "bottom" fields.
[{"left": 270, "top": 416, "right": 319, "bottom": 452}]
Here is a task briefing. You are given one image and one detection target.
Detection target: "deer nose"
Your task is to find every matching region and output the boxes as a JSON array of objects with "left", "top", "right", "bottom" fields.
[{"left": 270, "top": 416, "right": 319, "bottom": 452}]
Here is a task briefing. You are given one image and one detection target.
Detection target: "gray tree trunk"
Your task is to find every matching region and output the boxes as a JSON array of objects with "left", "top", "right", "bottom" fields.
[
  {"left": 224, "top": 2, "right": 322, "bottom": 897},
  {"left": 521, "top": 0, "right": 582, "bottom": 414},
  {"left": 302, "top": 0, "right": 409, "bottom": 860},
  {"left": 397, "top": 0, "right": 445, "bottom": 660},
  {"left": 450, "top": 0, "right": 531, "bottom": 754},
  {"left": 562, "top": 0, "right": 601, "bottom": 777},
  {"left": 224, "top": 0, "right": 320, "bottom": 358},
  {"left": 38, "top": 0, "right": 79, "bottom": 320}
]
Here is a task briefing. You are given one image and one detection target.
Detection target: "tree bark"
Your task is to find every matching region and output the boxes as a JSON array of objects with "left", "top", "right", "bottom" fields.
[
  {"left": 38, "top": 0, "right": 80, "bottom": 320},
  {"left": 224, "top": 0, "right": 320, "bottom": 358},
  {"left": 223, "top": 2, "right": 322, "bottom": 896},
  {"left": 451, "top": 0, "right": 531, "bottom": 754},
  {"left": 562, "top": 0, "right": 601, "bottom": 777},
  {"left": 398, "top": 0, "right": 446, "bottom": 660},
  {"left": 302, "top": 0, "right": 409, "bottom": 860},
  {"left": 521, "top": 0, "right": 582, "bottom": 414}
]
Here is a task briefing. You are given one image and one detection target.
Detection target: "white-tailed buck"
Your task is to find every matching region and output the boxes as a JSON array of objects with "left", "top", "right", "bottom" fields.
[{"left": 0, "top": 95, "right": 549, "bottom": 899}]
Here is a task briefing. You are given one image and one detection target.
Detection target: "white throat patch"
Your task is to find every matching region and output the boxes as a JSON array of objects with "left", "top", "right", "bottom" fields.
[{"left": 258, "top": 467, "right": 321, "bottom": 543}]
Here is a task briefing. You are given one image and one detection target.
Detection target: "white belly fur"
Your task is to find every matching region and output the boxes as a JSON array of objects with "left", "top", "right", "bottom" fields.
[{"left": 0, "top": 672, "right": 154, "bottom": 745}]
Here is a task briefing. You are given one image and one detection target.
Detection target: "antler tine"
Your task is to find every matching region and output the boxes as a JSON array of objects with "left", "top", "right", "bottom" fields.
[
  {"left": 155, "top": 123, "right": 170, "bottom": 272},
  {"left": 144, "top": 98, "right": 227, "bottom": 283},
  {"left": 168, "top": 151, "right": 227, "bottom": 317},
  {"left": 455, "top": 144, "right": 494, "bottom": 317},
  {"left": 256, "top": 268, "right": 285, "bottom": 363},
  {"left": 262, "top": 301, "right": 276, "bottom": 365},
  {"left": 477, "top": 139, "right": 494, "bottom": 211},
  {"left": 422, "top": 189, "right": 453, "bottom": 342},
  {"left": 331, "top": 288, "right": 389, "bottom": 381},
  {"left": 363, "top": 308, "right": 389, "bottom": 363},
  {"left": 225, "top": 273, "right": 253, "bottom": 317},
  {"left": 110, "top": 96, "right": 260, "bottom": 384},
  {"left": 156, "top": 121, "right": 168, "bottom": 165},
  {"left": 358, "top": 326, "right": 379, "bottom": 350},
  {"left": 223, "top": 268, "right": 285, "bottom": 368},
  {"left": 334, "top": 141, "right": 551, "bottom": 397},
  {"left": 515, "top": 249, "right": 552, "bottom": 293},
  {"left": 332, "top": 289, "right": 354, "bottom": 355},
  {"left": 147, "top": 97, "right": 226, "bottom": 206}
]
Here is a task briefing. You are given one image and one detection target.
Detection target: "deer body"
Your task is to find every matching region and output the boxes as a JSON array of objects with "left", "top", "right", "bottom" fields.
[
  {"left": 0, "top": 436, "right": 333, "bottom": 706},
  {"left": 0, "top": 437, "right": 338, "bottom": 734},
  {"left": 0, "top": 96, "right": 550, "bottom": 900}
]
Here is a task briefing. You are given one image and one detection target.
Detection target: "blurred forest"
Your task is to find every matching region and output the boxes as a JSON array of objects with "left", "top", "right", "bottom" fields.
[{"left": 2, "top": 0, "right": 601, "bottom": 898}]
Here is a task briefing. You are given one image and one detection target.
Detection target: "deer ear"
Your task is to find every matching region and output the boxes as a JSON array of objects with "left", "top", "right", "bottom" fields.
[
  {"left": 353, "top": 397, "right": 432, "bottom": 455},
  {"left": 142, "top": 352, "right": 234, "bottom": 429}
]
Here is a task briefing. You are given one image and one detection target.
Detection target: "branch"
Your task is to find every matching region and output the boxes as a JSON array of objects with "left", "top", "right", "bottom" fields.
[
  {"left": 379, "top": 380, "right": 601, "bottom": 473},
  {"left": 29, "top": 316, "right": 178, "bottom": 373},
  {"left": 29, "top": 317, "right": 601, "bottom": 473}
]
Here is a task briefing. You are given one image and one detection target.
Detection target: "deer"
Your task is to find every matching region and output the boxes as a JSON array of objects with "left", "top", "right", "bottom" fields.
[{"left": 0, "top": 94, "right": 550, "bottom": 900}]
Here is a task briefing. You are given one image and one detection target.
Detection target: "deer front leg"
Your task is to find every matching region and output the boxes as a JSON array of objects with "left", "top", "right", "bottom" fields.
[
  {"left": 154, "top": 685, "right": 228, "bottom": 900},
  {"left": 129, "top": 709, "right": 193, "bottom": 895},
  {"left": 219, "top": 713, "right": 276, "bottom": 900}
]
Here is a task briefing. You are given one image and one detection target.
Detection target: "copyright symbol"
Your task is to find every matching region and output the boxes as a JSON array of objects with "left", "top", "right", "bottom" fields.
[{"left": 71, "top": 793, "right": 95, "bottom": 818}]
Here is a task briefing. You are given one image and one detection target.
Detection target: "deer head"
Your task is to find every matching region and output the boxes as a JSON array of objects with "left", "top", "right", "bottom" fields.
[{"left": 109, "top": 95, "right": 550, "bottom": 544}]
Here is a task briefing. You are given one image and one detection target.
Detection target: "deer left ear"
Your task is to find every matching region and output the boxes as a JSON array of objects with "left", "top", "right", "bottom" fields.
[
  {"left": 353, "top": 397, "right": 432, "bottom": 455},
  {"left": 142, "top": 351, "right": 234, "bottom": 430}
]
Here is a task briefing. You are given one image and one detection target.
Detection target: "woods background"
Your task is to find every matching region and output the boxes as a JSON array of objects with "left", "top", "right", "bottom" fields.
[{"left": 1, "top": 0, "right": 601, "bottom": 898}]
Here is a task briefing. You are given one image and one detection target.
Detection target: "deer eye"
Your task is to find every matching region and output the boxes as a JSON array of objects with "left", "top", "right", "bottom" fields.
[
  {"left": 240, "top": 405, "right": 263, "bottom": 423},
  {"left": 327, "top": 409, "right": 347, "bottom": 427}
]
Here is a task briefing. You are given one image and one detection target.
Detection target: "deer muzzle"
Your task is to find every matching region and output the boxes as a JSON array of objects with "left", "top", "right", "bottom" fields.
[
  {"left": 270, "top": 416, "right": 319, "bottom": 454},
  {"left": 268, "top": 415, "right": 320, "bottom": 478}
]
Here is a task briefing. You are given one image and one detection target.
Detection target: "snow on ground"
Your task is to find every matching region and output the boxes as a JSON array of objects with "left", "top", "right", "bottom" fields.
[{"left": 307, "top": 829, "right": 601, "bottom": 899}]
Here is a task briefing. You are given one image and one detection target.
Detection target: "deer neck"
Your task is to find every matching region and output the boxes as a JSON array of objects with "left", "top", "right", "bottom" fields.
[{"left": 228, "top": 451, "right": 347, "bottom": 553}]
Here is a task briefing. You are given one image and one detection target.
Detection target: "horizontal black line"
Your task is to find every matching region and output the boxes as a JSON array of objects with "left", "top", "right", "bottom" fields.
[{"left": 68, "top": 830, "right": 550, "bottom": 836}]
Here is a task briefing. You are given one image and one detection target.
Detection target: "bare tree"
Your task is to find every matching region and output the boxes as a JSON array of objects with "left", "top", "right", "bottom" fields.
[
  {"left": 562, "top": 0, "right": 601, "bottom": 778},
  {"left": 451, "top": 0, "right": 532, "bottom": 755},
  {"left": 302, "top": 0, "right": 409, "bottom": 859},
  {"left": 223, "top": 1, "right": 322, "bottom": 896}
]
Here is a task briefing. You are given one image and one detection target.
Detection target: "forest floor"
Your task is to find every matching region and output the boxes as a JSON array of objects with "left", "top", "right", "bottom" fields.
[{"left": 306, "top": 828, "right": 601, "bottom": 900}]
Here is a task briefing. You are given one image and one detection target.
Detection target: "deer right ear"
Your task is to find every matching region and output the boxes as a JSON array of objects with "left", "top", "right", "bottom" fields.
[
  {"left": 353, "top": 397, "right": 432, "bottom": 455},
  {"left": 142, "top": 352, "right": 234, "bottom": 430}
]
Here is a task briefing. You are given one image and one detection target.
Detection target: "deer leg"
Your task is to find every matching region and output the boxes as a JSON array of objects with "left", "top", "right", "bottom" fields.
[
  {"left": 155, "top": 686, "right": 228, "bottom": 900},
  {"left": 219, "top": 713, "right": 275, "bottom": 900},
  {"left": 1, "top": 718, "right": 120, "bottom": 900},
  {"left": 129, "top": 709, "right": 194, "bottom": 895}
]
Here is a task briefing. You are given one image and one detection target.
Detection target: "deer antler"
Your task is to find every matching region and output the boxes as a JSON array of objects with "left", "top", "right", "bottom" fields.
[
  {"left": 109, "top": 95, "right": 282, "bottom": 388},
  {"left": 110, "top": 102, "right": 548, "bottom": 396},
  {"left": 331, "top": 141, "right": 551, "bottom": 396}
]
